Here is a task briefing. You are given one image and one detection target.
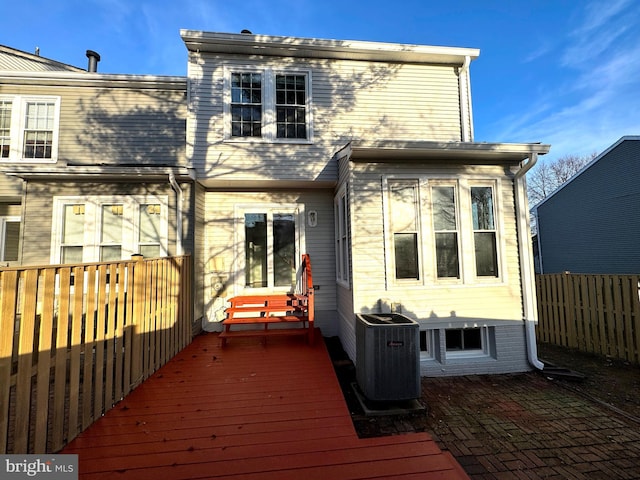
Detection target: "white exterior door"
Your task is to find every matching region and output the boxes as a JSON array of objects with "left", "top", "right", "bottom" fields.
[{"left": 235, "top": 204, "right": 305, "bottom": 295}]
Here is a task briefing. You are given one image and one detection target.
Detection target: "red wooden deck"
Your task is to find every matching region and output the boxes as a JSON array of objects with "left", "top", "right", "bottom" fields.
[{"left": 62, "top": 332, "right": 468, "bottom": 479}]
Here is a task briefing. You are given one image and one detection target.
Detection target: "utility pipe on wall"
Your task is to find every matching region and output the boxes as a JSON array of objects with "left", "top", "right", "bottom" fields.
[
  {"left": 514, "top": 153, "right": 544, "bottom": 370},
  {"left": 169, "top": 172, "right": 183, "bottom": 256},
  {"left": 458, "top": 55, "right": 472, "bottom": 142}
]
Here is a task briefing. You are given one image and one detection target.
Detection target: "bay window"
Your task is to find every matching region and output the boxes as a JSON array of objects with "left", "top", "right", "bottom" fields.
[{"left": 383, "top": 176, "right": 503, "bottom": 286}]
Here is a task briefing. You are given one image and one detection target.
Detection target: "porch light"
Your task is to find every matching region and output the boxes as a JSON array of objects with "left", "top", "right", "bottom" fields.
[{"left": 308, "top": 210, "right": 317, "bottom": 227}]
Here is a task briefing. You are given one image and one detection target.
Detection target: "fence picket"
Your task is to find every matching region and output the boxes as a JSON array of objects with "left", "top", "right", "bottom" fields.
[
  {"left": 93, "top": 264, "right": 107, "bottom": 419},
  {"left": 0, "top": 270, "right": 18, "bottom": 453},
  {"left": 622, "top": 277, "right": 637, "bottom": 363},
  {"left": 68, "top": 266, "right": 85, "bottom": 442},
  {"left": 82, "top": 267, "right": 96, "bottom": 432},
  {"left": 34, "top": 269, "right": 55, "bottom": 452},
  {"left": 15, "top": 269, "right": 38, "bottom": 452}
]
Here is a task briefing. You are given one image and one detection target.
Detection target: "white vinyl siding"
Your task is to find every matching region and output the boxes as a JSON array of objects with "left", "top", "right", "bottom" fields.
[
  {"left": 0, "top": 82, "right": 186, "bottom": 167},
  {"left": 187, "top": 56, "right": 461, "bottom": 182}
]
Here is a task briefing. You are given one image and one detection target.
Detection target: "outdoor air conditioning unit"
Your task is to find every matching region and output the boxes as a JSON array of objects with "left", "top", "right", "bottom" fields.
[{"left": 356, "top": 313, "right": 420, "bottom": 402}]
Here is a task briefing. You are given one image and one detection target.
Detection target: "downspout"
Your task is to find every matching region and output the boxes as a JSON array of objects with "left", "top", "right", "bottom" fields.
[
  {"left": 514, "top": 153, "right": 545, "bottom": 370},
  {"left": 458, "top": 56, "right": 471, "bottom": 142},
  {"left": 169, "top": 172, "right": 183, "bottom": 256}
]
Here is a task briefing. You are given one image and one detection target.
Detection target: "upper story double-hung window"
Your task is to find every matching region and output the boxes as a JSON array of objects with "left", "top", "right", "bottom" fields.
[
  {"left": 0, "top": 95, "right": 61, "bottom": 163},
  {"left": 225, "top": 68, "right": 312, "bottom": 142},
  {"left": 231, "top": 72, "right": 262, "bottom": 137}
]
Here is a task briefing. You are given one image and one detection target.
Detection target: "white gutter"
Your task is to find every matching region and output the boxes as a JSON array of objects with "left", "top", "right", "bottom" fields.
[
  {"left": 458, "top": 56, "right": 472, "bottom": 142},
  {"left": 168, "top": 172, "right": 183, "bottom": 256},
  {"left": 514, "top": 153, "right": 544, "bottom": 370}
]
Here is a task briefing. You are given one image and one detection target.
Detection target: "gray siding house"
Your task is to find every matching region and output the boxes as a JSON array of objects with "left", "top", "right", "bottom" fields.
[
  {"left": 534, "top": 136, "right": 640, "bottom": 274},
  {"left": 0, "top": 46, "right": 202, "bottom": 323}
]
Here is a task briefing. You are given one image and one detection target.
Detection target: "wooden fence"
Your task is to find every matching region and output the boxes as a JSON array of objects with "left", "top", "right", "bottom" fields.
[
  {"left": 536, "top": 273, "right": 640, "bottom": 364},
  {"left": 0, "top": 255, "right": 193, "bottom": 454}
]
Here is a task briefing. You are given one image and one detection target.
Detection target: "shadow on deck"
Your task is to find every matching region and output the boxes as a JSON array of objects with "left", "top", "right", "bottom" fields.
[{"left": 62, "top": 332, "right": 468, "bottom": 479}]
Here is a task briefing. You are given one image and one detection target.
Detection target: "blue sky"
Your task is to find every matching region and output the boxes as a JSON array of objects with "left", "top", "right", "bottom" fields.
[{"left": 2, "top": 0, "right": 639, "bottom": 162}]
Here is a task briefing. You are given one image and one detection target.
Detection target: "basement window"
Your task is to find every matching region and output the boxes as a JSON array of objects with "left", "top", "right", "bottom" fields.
[{"left": 445, "top": 327, "right": 488, "bottom": 357}]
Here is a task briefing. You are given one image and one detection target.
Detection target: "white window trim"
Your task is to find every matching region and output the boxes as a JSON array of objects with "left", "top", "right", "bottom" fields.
[
  {"left": 334, "top": 184, "right": 350, "bottom": 288},
  {"left": 469, "top": 180, "right": 504, "bottom": 282},
  {"left": 419, "top": 329, "right": 434, "bottom": 360},
  {"left": 222, "top": 66, "right": 313, "bottom": 144},
  {"left": 382, "top": 175, "right": 507, "bottom": 289},
  {"left": 50, "top": 195, "right": 169, "bottom": 264},
  {"left": 383, "top": 176, "right": 426, "bottom": 286},
  {"left": 430, "top": 180, "right": 464, "bottom": 284},
  {"left": 233, "top": 203, "right": 306, "bottom": 296},
  {"left": 0, "top": 216, "right": 20, "bottom": 263},
  {"left": 0, "top": 95, "right": 61, "bottom": 163},
  {"left": 444, "top": 326, "right": 491, "bottom": 359}
]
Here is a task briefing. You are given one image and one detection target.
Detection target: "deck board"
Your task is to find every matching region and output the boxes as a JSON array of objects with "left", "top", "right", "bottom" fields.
[{"left": 62, "top": 332, "right": 468, "bottom": 479}]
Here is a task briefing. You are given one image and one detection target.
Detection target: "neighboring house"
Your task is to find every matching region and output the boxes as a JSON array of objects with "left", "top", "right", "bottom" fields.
[
  {"left": 0, "top": 45, "right": 201, "bottom": 324},
  {"left": 534, "top": 136, "right": 640, "bottom": 274},
  {"left": 0, "top": 45, "right": 86, "bottom": 265},
  {"left": 181, "top": 31, "right": 550, "bottom": 376}
]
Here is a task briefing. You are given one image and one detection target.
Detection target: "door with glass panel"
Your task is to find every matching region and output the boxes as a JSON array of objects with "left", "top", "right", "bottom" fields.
[{"left": 238, "top": 206, "right": 303, "bottom": 294}]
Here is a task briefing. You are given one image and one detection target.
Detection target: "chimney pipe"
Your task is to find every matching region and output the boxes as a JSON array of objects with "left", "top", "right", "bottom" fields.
[{"left": 86, "top": 50, "right": 101, "bottom": 72}]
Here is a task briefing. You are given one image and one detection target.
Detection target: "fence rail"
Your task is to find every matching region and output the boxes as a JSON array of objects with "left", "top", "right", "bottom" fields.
[
  {"left": 0, "top": 255, "right": 193, "bottom": 454},
  {"left": 536, "top": 273, "right": 640, "bottom": 364}
]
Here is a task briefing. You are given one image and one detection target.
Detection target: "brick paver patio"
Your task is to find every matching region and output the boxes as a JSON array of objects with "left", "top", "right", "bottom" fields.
[{"left": 422, "top": 373, "right": 640, "bottom": 479}]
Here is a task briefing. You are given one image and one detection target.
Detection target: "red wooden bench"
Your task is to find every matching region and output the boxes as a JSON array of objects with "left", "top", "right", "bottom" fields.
[{"left": 220, "top": 254, "right": 315, "bottom": 346}]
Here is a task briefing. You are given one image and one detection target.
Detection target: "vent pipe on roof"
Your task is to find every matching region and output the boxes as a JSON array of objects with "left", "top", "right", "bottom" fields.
[
  {"left": 86, "top": 50, "right": 101, "bottom": 72},
  {"left": 241, "top": 29, "right": 253, "bottom": 34}
]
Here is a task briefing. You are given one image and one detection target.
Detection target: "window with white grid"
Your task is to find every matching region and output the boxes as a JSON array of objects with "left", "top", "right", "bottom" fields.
[
  {"left": 225, "top": 68, "right": 312, "bottom": 142},
  {"left": 0, "top": 95, "right": 60, "bottom": 162},
  {"left": 52, "top": 196, "right": 168, "bottom": 264}
]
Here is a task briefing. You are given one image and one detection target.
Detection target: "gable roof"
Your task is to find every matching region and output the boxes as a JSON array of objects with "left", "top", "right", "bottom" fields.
[
  {"left": 532, "top": 136, "right": 640, "bottom": 211},
  {"left": 0, "top": 44, "right": 86, "bottom": 73}
]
